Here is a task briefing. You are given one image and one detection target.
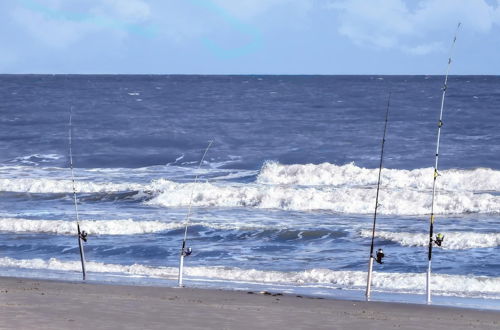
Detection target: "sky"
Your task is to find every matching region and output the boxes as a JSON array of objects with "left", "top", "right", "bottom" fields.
[{"left": 0, "top": 0, "right": 499, "bottom": 74}]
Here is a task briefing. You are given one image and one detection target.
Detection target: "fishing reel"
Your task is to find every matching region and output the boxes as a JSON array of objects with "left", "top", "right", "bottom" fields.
[
  {"left": 375, "top": 248, "right": 385, "bottom": 264},
  {"left": 182, "top": 247, "right": 192, "bottom": 257},
  {"left": 433, "top": 233, "right": 444, "bottom": 247},
  {"left": 79, "top": 230, "right": 88, "bottom": 242}
]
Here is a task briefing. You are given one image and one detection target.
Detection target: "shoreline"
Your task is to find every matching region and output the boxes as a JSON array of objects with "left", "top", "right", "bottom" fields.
[
  {"left": 2, "top": 268, "right": 499, "bottom": 311},
  {"left": 1, "top": 276, "right": 499, "bottom": 330}
]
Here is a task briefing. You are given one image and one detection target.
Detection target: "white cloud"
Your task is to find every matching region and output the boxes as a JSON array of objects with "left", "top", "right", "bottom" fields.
[
  {"left": 209, "top": 0, "right": 313, "bottom": 20},
  {"left": 10, "top": 0, "right": 153, "bottom": 49},
  {"left": 403, "top": 42, "right": 443, "bottom": 55},
  {"left": 411, "top": 0, "right": 495, "bottom": 33},
  {"left": 94, "top": 0, "right": 151, "bottom": 24},
  {"left": 329, "top": 0, "right": 500, "bottom": 54},
  {"left": 9, "top": 0, "right": 317, "bottom": 51},
  {"left": 11, "top": 6, "right": 101, "bottom": 49}
]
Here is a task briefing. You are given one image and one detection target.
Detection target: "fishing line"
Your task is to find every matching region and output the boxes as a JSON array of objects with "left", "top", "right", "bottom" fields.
[{"left": 178, "top": 140, "right": 214, "bottom": 287}]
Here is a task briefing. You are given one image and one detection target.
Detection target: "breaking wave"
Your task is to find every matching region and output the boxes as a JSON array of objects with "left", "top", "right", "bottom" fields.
[
  {"left": 147, "top": 179, "right": 500, "bottom": 215},
  {"left": 1, "top": 257, "right": 499, "bottom": 299},
  {"left": 0, "top": 218, "right": 178, "bottom": 235},
  {"left": 2, "top": 163, "right": 500, "bottom": 215},
  {"left": 0, "top": 218, "right": 272, "bottom": 235},
  {"left": 7, "top": 153, "right": 63, "bottom": 166},
  {"left": 0, "top": 178, "right": 145, "bottom": 194},
  {"left": 257, "top": 162, "right": 500, "bottom": 191},
  {"left": 359, "top": 230, "right": 500, "bottom": 250}
]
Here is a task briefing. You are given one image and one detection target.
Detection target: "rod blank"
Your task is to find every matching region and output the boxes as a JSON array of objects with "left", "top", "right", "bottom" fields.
[
  {"left": 426, "top": 22, "right": 461, "bottom": 304},
  {"left": 69, "top": 108, "right": 87, "bottom": 281},
  {"left": 366, "top": 93, "right": 391, "bottom": 299}
]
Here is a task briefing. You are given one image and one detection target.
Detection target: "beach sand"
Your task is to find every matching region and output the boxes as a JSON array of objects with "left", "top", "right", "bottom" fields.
[{"left": 0, "top": 276, "right": 498, "bottom": 330}]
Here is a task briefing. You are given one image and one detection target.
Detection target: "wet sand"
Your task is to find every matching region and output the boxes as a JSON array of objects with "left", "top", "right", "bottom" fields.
[{"left": 0, "top": 276, "right": 499, "bottom": 330}]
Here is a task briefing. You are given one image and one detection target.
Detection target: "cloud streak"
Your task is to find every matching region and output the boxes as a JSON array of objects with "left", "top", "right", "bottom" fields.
[
  {"left": 11, "top": 0, "right": 156, "bottom": 49},
  {"left": 329, "top": 0, "right": 500, "bottom": 54},
  {"left": 209, "top": 0, "right": 313, "bottom": 21}
]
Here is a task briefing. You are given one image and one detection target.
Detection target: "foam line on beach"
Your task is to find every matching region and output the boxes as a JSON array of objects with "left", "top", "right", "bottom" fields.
[
  {"left": 1, "top": 257, "right": 499, "bottom": 299},
  {"left": 3, "top": 277, "right": 499, "bottom": 329}
]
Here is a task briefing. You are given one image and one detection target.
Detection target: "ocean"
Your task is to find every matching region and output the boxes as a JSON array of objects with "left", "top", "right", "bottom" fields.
[{"left": 0, "top": 75, "right": 499, "bottom": 309}]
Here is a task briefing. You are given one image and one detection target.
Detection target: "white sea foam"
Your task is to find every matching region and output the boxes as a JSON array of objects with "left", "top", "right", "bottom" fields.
[
  {"left": 360, "top": 230, "right": 500, "bottom": 249},
  {"left": 8, "top": 153, "right": 63, "bottom": 165},
  {"left": 147, "top": 179, "right": 500, "bottom": 215},
  {"left": 0, "top": 178, "right": 145, "bottom": 193},
  {"left": 0, "top": 218, "right": 179, "bottom": 235},
  {"left": 257, "top": 162, "right": 500, "bottom": 191},
  {"left": 0, "top": 218, "right": 271, "bottom": 235},
  {"left": 0, "top": 257, "right": 498, "bottom": 299},
  {"left": 2, "top": 163, "right": 500, "bottom": 215},
  {"left": 0, "top": 165, "right": 255, "bottom": 193}
]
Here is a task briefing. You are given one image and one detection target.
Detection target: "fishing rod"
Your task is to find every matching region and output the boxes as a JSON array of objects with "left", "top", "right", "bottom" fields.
[
  {"left": 178, "top": 140, "right": 214, "bottom": 287},
  {"left": 426, "top": 23, "right": 461, "bottom": 304},
  {"left": 69, "top": 108, "right": 88, "bottom": 280},
  {"left": 365, "top": 92, "right": 391, "bottom": 299}
]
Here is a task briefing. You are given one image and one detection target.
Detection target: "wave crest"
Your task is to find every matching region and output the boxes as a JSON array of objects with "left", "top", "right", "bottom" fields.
[
  {"left": 147, "top": 179, "right": 500, "bottom": 215},
  {"left": 0, "top": 218, "right": 177, "bottom": 235},
  {"left": 0, "top": 218, "right": 274, "bottom": 235},
  {"left": 257, "top": 162, "right": 500, "bottom": 191},
  {"left": 360, "top": 230, "right": 500, "bottom": 249},
  {"left": 0, "top": 178, "right": 144, "bottom": 193}
]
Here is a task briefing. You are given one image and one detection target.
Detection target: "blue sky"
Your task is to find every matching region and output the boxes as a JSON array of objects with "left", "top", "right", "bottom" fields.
[{"left": 1, "top": 0, "right": 499, "bottom": 74}]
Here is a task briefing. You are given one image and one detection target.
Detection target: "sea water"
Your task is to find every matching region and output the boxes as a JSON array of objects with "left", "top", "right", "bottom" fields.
[{"left": 0, "top": 75, "right": 499, "bottom": 309}]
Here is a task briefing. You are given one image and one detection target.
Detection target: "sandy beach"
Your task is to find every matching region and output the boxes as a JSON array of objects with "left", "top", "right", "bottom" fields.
[{"left": 0, "top": 276, "right": 498, "bottom": 330}]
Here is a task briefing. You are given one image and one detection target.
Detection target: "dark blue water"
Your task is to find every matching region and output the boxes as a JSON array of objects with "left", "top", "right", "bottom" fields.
[
  {"left": 2, "top": 75, "right": 499, "bottom": 169},
  {"left": 0, "top": 75, "right": 499, "bottom": 306}
]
